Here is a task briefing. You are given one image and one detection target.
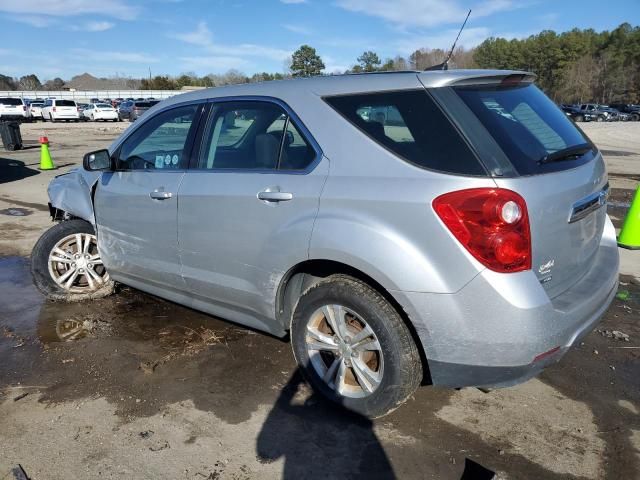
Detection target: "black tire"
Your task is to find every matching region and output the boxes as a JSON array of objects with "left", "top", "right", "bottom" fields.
[
  {"left": 50, "top": 114, "right": 56, "bottom": 123},
  {"left": 575, "top": 114, "right": 583, "bottom": 122},
  {"left": 596, "top": 115, "right": 604, "bottom": 122},
  {"left": 31, "top": 219, "right": 115, "bottom": 302},
  {"left": 291, "top": 274, "right": 423, "bottom": 418}
]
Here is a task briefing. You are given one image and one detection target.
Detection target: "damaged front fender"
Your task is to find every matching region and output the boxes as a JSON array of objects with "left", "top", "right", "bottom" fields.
[{"left": 48, "top": 168, "right": 101, "bottom": 224}]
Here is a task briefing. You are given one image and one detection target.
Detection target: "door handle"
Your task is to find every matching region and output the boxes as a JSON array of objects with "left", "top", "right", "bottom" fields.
[
  {"left": 149, "top": 190, "right": 173, "bottom": 200},
  {"left": 257, "top": 191, "right": 293, "bottom": 202}
]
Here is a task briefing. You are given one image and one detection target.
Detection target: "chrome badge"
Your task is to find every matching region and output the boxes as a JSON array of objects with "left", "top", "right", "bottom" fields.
[{"left": 538, "top": 259, "right": 555, "bottom": 275}]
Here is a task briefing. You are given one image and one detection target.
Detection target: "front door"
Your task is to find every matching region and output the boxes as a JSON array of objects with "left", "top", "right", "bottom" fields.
[
  {"left": 178, "top": 100, "right": 327, "bottom": 329},
  {"left": 94, "top": 103, "right": 202, "bottom": 291}
]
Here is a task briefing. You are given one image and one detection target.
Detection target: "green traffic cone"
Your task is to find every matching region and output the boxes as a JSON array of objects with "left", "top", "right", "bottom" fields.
[
  {"left": 39, "top": 136, "right": 56, "bottom": 170},
  {"left": 618, "top": 184, "right": 640, "bottom": 250}
]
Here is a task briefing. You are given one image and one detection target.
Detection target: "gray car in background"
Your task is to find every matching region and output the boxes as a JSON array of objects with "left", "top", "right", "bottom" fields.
[
  {"left": 31, "top": 70, "right": 619, "bottom": 417},
  {"left": 118, "top": 100, "right": 152, "bottom": 122}
]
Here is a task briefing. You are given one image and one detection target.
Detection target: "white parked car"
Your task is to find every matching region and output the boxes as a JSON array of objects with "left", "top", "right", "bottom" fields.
[
  {"left": 0, "top": 97, "right": 28, "bottom": 121},
  {"left": 42, "top": 99, "right": 80, "bottom": 122},
  {"left": 83, "top": 103, "right": 119, "bottom": 122},
  {"left": 28, "top": 101, "right": 45, "bottom": 121}
]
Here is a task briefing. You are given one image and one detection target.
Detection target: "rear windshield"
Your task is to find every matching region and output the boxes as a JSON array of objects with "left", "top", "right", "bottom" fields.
[
  {"left": 56, "top": 100, "right": 76, "bottom": 107},
  {"left": 135, "top": 102, "right": 152, "bottom": 108},
  {"left": 0, "top": 98, "right": 23, "bottom": 105},
  {"left": 454, "top": 84, "right": 595, "bottom": 175},
  {"left": 324, "top": 90, "right": 485, "bottom": 175},
  {"left": 96, "top": 103, "right": 112, "bottom": 108}
]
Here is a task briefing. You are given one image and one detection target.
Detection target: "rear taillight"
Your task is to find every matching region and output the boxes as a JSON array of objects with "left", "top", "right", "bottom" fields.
[
  {"left": 53, "top": 107, "right": 57, "bottom": 112},
  {"left": 22, "top": 105, "right": 26, "bottom": 111},
  {"left": 433, "top": 188, "right": 531, "bottom": 273}
]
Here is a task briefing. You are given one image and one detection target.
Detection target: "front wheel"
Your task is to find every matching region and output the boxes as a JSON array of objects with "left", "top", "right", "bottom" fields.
[
  {"left": 290, "top": 275, "right": 423, "bottom": 418},
  {"left": 31, "top": 219, "right": 115, "bottom": 301}
]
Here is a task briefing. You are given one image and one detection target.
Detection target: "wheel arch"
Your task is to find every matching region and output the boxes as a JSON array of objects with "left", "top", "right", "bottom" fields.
[{"left": 276, "top": 258, "right": 432, "bottom": 384}]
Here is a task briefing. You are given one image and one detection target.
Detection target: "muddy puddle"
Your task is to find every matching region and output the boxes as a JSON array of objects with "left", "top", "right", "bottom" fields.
[{"left": 0, "top": 256, "right": 296, "bottom": 424}]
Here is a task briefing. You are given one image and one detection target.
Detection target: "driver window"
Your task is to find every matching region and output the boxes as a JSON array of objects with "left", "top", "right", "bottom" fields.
[{"left": 118, "top": 104, "right": 198, "bottom": 170}]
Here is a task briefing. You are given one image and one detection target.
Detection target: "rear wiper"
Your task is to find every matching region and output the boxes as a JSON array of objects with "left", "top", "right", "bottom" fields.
[{"left": 538, "top": 143, "right": 593, "bottom": 164}]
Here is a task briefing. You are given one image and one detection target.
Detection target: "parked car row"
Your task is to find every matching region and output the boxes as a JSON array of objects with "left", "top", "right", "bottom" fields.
[
  {"left": 560, "top": 102, "right": 640, "bottom": 122},
  {"left": 0, "top": 97, "right": 165, "bottom": 123}
]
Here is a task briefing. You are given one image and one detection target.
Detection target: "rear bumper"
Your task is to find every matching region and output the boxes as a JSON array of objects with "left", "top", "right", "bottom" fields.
[
  {"left": 94, "top": 112, "right": 118, "bottom": 119},
  {"left": 0, "top": 114, "right": 27, "bottom": 120},
  {"left": 394, "top": 216, "right": 620, "bottom": 388}
]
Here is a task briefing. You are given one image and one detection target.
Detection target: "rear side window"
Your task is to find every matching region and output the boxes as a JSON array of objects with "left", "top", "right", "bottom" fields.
[
  {"left": 0, "top": 98, "right": 23, "bottom": 105},
  {"left": 324, "top": 90, "right": 485, "bottom": 176},
  {"left": 455, "top": 84, "right": 594, "bottom": 175},
  {"left": 197, "top": 101, "right": 316, "bottom": 171},
  {"left": 56, "top": 100, "right": 76, "bottom": 107}
]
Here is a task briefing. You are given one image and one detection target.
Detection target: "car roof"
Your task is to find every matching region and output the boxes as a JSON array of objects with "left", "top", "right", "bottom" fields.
[{"left": 158, "top": 69, "right": 534, "bottom": 109}]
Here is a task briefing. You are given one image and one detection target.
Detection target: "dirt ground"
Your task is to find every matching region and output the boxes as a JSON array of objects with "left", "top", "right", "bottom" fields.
[{"left": 0, "top": 121, "right": 638, "bottom": 480}]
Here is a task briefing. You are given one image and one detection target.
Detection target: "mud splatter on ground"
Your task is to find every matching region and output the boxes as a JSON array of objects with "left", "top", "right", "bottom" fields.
[{"left": 1, "top": 255, "right": 639, "bottom": 479}]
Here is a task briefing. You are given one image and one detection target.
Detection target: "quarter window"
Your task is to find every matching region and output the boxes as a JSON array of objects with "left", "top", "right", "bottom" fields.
[
  {"left": 117, "top": 104, "right": 198, "bottom": 171},
  {"left": 198, "top": 101, "right": 316, "bottom": 171},
  {"left": 324, "top": 90, "right": 485, "bottom": 175}
]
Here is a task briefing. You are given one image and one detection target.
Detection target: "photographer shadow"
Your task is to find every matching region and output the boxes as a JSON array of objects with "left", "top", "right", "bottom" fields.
[{"left": 256, "top": 369, "right": 395, "bottom": 479}]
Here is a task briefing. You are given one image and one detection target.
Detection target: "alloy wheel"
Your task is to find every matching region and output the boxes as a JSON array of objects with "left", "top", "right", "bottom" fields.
[
  {"left": 305, "top": 304, "right": 384, "bottom": 398},
  {"left": 47, "top": 233, "right": 109, "bottom": 293}
]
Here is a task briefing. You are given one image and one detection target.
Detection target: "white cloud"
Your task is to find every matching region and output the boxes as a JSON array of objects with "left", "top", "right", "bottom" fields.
[
  {"left": 172, "top": 22, "right": 292, "bottom": 62},
  {"left": 283, "top": 23, "right": 312, "bottom": 35},
  {"left": 70, "top": 49, "right": 159, "bottom": 63},
  {"left": 7, "top": 14, "right": 53, "bottom": 27},
  {"left": 71, "top": 21, "right": 115, "bottom": 32},
  {"left": 179, "top": 56, "right": 249, "bottom": 72},
  {"left": 335, "top": 0, "right": 516, "bottom": 28},
  {"left": 84, "top": 21, "right": 115, "bottom": 31},
  {"left": 0, "top": 0, "right": 139, "bottom": 20},
  {"left": 394, "top": 26, "right": 491, "bottom": 52},
  {"left": 172, "top": 21, "right": 213, "bottom": 47}
]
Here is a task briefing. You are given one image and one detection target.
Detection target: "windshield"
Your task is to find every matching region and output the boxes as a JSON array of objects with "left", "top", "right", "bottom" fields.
[
  {"left": 454, "top": 84, "right": 595, "bottom": 175},
  {"left": 0, "top": 98, "right": 23, "bottom": 105}
]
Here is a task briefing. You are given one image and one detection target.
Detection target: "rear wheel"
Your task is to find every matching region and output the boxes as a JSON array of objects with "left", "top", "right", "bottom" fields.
[
  {"left": 50, "top": 114, "right": 56, "bottom": 123},
  {"left": 575, "top": 114, "right": 583, "bottom": 122},
  {"left": 596, "top": 115, "right": 604, "bottom": 122},
  {"left": 31, "top": 219, "right": 114, "bottom": 301},
  {"left": 290, "top": 275, "right": 423, "bottom": 418}
]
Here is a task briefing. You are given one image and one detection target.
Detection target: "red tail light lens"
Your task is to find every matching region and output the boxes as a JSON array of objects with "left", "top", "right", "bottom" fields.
[
  {"left": 53, "top": 107, "right": 57, "bottom": 112},
  {"left": 433, "top": 188, "right": 531, "bottom": 273}
]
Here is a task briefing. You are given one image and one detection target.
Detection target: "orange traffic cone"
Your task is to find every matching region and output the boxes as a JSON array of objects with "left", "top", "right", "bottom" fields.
[{"left": 39, "top": 136, "right": 55, "bottom": 170}]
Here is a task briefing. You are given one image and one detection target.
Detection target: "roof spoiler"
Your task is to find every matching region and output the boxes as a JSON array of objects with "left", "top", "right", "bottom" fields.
[{"left": 450, "top": 73, "right": 537, "bottom": 87}]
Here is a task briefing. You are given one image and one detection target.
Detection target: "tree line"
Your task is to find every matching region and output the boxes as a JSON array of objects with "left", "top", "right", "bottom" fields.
[{"left": 1, "top": 23, "right": 637, "bottom": 103}]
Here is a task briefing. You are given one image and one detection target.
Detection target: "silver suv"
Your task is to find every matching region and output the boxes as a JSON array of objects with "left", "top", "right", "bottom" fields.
[{"left": 31, "top": 70, "right": 619, "bottom": 417}]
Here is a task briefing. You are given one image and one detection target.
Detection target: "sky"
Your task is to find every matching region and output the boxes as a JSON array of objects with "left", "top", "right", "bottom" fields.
[{"left": 0, "top": 0, "right": 638, "bottom": 81}]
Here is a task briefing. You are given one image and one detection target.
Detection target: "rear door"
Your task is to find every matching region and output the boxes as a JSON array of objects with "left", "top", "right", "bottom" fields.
[
  {"left": 56, "top": 100, "right": 77, "bottom": 116},
  {"left": 448, "top": 82, "right": 608, "bottom": 298},
  {"left": 94, "top": 103, "right": 203, "bottom": 291},
  {"left": 177, "top": 99, "right": 327, "bottom": 328}
]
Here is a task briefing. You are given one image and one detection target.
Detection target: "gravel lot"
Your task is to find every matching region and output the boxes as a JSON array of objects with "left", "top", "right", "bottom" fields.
[{"left": 0, "top": 121, "right": 638, "bottom": 479}]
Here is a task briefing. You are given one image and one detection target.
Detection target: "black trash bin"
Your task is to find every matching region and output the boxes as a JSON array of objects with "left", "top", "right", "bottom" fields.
[{"left": 0, "top": 121, "right": 23, "bottom": 151}]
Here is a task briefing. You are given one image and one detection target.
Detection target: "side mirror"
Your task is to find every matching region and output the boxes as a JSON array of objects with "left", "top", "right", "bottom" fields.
[{"left": 83, "top": 149, "right": 112, "bottom": 171}]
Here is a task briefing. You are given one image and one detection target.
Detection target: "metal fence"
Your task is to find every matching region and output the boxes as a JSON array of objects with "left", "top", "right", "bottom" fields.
[{"left": 0, "top": 90, "right": 183, "bottom": 101}]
